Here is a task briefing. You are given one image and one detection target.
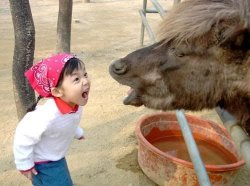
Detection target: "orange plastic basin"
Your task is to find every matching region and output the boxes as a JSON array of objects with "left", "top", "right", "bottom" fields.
[{"left": 135, "top": 112, "right": 245, "bottom": 186}]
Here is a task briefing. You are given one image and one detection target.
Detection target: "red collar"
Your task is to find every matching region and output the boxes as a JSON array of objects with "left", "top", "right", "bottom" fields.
[{"left": 53, "top": 97, "right": 79, "bottom": 114}]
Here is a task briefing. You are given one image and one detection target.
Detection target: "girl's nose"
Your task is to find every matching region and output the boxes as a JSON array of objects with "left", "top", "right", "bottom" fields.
[{"left": 82, "top": 78, "right": 89, "bottom": 86}]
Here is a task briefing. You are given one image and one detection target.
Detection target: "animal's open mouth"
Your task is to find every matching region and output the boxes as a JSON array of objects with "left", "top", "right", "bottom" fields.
[{"left": 123, "top": 88, "right": 143, "bottom": 107}]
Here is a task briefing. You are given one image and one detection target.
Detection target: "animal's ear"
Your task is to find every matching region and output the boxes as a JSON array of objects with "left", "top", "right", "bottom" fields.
[{"left": 218, "top": 26, "right": 250, "bottom": 50}]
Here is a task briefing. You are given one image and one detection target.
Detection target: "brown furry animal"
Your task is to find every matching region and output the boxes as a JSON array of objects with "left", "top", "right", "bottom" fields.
[{"left": 109, "top": 0, "right": 250, "bottom": 131}]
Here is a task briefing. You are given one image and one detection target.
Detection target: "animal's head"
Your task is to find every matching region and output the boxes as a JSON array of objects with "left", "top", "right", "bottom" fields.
[{"left": 109, "top": 0, "right": 250, "bottom": 115}]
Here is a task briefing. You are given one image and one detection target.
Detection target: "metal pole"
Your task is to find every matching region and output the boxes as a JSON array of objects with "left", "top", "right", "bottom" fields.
[
  {"left": 150, "top": 0, "right": 166, "bottom": 18},
  {"left": 176, "top": 110, "right": 211, "bottom": 186},
  {"left": 139, "top": 10, "right": 156, "bottom": 44},
  {"left": 140, "top": 0, "right": 147, "bottom": 46},
  {"left": 215, "top": 107, "right": 250, "bottom": 169}
]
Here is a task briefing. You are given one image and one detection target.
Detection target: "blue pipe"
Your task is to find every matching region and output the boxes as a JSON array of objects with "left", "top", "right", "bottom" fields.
[{"left": 176, "top": 110, "right": 211, "bottom": 186}]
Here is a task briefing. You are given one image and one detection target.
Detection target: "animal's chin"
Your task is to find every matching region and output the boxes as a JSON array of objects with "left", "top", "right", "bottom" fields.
[
  {"left": 123, "top": 87, "right": 176, "bottom": 111},
  {"left": 123, "top": 88, "right": 143, "bottom": 107}
]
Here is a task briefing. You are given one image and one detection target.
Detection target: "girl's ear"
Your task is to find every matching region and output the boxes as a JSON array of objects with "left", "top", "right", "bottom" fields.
[{"left": 51, "top": 87, "right": 63, "bottom": 97}]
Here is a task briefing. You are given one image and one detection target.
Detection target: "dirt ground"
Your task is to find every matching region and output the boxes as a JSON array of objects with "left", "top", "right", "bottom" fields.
[{"left": 0, "top": 0, "right": 248, "bottom": 186}]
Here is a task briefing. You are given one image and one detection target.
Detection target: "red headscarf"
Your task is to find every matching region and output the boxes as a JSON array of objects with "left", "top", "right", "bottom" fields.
[{"left": 25, "top": 53, "right": 75, "bottom": 97}]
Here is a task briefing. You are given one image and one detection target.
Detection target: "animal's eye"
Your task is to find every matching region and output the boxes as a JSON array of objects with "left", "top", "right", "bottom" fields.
[
  {"left": 176, "top": 52, "right": 185, "bottom": 57},
  {"left": 170, "top": 48, "right": 185, "bottom": 57},
  {"left": 169, "top": 48, "right": 175, "bottom": 53},
  {"left": 160, "top": 60, "right": 179, "bottom": 71},
  {"left": 174, "top": 49, "right": 185, "bottom": 57}
]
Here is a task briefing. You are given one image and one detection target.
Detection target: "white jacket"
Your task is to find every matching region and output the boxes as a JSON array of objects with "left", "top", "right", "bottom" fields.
[{"left": 13, "top": 98, "right": 84, "bottom": 171}]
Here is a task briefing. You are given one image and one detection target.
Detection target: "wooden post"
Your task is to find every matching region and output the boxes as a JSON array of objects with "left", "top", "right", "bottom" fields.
[{"left": 9, "top": 0, "right": 36, "bottom": 119}]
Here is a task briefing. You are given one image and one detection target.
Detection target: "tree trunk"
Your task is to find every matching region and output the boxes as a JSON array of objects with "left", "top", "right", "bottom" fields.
[
  {"left": 9, "top": 0, "right": 36, "bottom": 120},
  {"left": 56, "top": 0, "right": 72, "bottom": 53}
]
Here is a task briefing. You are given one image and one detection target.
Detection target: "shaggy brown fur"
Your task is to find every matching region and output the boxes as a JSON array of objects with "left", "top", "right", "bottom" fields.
[
  {"left": 158, "top": 0, "right": 250, "bottom": 46},
  {"left": 109, "top": 0, "right": 250, "bottom": 132}
]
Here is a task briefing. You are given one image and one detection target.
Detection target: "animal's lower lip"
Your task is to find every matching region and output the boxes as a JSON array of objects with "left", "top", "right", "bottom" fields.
[{"left": 123, "top": 89, "right": 143, "bottom": 106}]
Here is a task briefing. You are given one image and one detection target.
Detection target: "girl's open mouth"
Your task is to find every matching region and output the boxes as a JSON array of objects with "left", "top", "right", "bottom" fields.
[{"left": 82, "top": 90, "right": 89, "bottom": 99}]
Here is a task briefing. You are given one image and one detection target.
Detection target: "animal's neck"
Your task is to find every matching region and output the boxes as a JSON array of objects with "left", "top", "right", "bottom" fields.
[{"left": 218, "top": 92, "right": 250, "bottom": 124}]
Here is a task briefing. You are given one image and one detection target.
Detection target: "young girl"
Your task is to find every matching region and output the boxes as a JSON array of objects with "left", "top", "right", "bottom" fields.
[{"left": 13, "top": 53, "right": 90, "bottom": 186}]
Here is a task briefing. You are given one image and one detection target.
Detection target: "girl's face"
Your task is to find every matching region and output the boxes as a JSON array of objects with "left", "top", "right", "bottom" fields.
[{"left": 58, "top": 66, "right": 91, "bottom": 107}]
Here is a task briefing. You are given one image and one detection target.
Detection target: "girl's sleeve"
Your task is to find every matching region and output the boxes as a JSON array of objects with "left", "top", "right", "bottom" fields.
[
  {"left": 74, "top": 126, "right": 84, "bottom": 139},
  {"left": 13, "top": 112, "right": 47, "bottom": 171}
]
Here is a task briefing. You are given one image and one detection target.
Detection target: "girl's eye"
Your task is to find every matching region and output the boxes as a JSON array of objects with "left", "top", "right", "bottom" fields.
[
  {"left": 84, "top": 73, "right": 88, "bottom": 78},
  {"left": 74, "top": 77, "right": 80, "bottom": 82}
]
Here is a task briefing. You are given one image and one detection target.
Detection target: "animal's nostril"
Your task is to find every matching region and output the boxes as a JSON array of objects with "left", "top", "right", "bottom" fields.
[{"left": 112, "top": 60, "right": 127, "bottom": 75}]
